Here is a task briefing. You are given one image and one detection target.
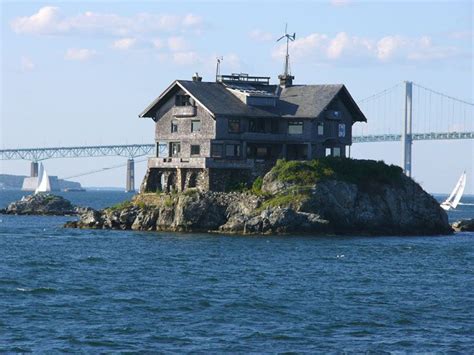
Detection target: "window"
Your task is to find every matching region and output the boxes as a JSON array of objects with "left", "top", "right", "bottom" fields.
[
  {"left": 228, "top": 119, "right": 240, "bottom": 133},
  {"left": 190, "top": 145, "right": 200, "bottom": 156},
  {"left": 170, "top": 142, "right": 181, "bottom": 157},
  {"left": 256, "top": 147, "right": 268, "bottom": 158},
  {"left": 249, "top": 118, "right": 265, "bottom": 133},
  {"left": 157, "top": 142, "right": 168, "bottom": 157},
  {"left": 226, "top": 144, "right": 241, "bottom": 158},
  {"left": 171, "top": 121, "right": 178, "bottom": 133},
  {"left": 317, "top": 122, "right": 324, "bottom": 136},
  {"left": 333, "top": 147, "right": 341, "bottom": 157},
  {"left": 325, "top": 148, "right": 331, "bottom": 157},
  {"left": 271, "top": 120, "right": 279, "bottom": 134},
  {"left": 175, "top": 94, "right": 192, "bottom": 106},
  {"left": 211, "top": 143, "right": 224, "bottom": 158},
  {"left": 288, "top": 121, "right": 303, "bottom": 135},
  {"left": 338, "top": 123, "right": 346, "bottom": 138},
  {"left": 191, "top": 120, "right": 201, "bottom": 133}
]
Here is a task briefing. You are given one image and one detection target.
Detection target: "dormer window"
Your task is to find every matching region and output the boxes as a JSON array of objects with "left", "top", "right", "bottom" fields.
[{"left": 175, "top": 94, "right": 192, "bottom": 107}]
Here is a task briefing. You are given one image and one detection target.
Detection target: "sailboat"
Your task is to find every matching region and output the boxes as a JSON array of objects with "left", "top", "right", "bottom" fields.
[
  {"left": 35, "top": 163, "right": 52, "bottom": 194},
  {"left": 440, "top": 172, "right": 466, "bottom": 211}
]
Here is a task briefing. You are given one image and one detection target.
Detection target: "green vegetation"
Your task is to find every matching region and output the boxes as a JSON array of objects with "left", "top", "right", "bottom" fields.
[
  {"left": 225, "top": 181, "right": 249, "bottom": 192},
  {"left": 258, "top": 187, "right": 310, "bottom": 211},
  {"left": 271, "top": 157, "right": 403, "bottom": 190},
  {"left": 251, "top": 176, "right": 263, "bottom": 195},
  {"left": 183, "top": 188, "right": 199, "bottom": 197},
  {"left": 108, "top": 200, "right": 133, "bottom": 211},
  {"left": 163, "top": 196, "right": 174, "bottom": 208}
]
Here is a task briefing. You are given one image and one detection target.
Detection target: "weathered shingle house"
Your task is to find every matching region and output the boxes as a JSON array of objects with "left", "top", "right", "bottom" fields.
[{"left": 139, "top": 72, "right": 367, "bottom": 192}]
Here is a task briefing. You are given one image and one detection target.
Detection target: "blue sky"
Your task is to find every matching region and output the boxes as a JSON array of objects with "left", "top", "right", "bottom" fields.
[{"left": 1, "top": 0, "right": 472, "bottom": 193}]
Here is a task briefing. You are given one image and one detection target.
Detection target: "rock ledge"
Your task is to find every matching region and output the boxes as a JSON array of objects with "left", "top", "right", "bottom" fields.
[{"left": 1, "top": 194, "right": 77, "bottom": 216}]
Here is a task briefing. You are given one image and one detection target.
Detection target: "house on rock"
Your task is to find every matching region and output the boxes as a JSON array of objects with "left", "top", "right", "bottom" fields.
[{"left": 139, "top": 71, "right": 367, "bottom": 192}]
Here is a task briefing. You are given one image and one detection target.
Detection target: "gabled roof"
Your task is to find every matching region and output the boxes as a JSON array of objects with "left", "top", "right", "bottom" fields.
[
  {"left": 278, "top": 84, "right": 367, "bottom": 122},
  {"left": 139, "top": 80, "right": 367, "bottom": 122}
]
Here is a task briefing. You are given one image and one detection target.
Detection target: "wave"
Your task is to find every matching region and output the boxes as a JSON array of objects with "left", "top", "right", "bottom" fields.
[{"left": 16, "top": 287, "right": 57, "bottom": 294}]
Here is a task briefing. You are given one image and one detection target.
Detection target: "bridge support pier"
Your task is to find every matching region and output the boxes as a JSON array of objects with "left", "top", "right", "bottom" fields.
[
  {"left": 402, "top": 81, "right": 413, "bottom": 177},
  {"left": 125, "top": 158, "right": 135, "bottom": 192},
  {"left": 30, "top": 161, "right": 38, "bottom": 177}
]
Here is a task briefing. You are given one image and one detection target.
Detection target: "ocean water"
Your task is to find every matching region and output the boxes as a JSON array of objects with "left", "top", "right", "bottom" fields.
[{"left": 0, "top": 190, "right": 473, "bottom": 352}]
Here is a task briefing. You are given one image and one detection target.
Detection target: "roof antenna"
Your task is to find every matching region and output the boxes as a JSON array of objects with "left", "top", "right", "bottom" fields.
[
  {"left": 215, "top": 56, "right": 223, "bottom": 82},
  {"left": 277, "top": 24, "right": 296, "bottom": 87}
]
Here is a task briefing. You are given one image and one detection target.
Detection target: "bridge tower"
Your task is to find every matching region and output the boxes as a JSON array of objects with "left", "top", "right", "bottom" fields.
[
  {"left": 30, "top": 161, "right": 39, "bottom": 177},
  {"left": 402, "top": 81, "right": 413, "bottom": 177},
  {"left": 125, "top": 158, "right": 135, "bottom": 192}
]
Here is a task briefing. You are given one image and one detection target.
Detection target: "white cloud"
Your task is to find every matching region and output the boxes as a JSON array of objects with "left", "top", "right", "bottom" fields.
[
  {"left": 376, "top": 35, "right": 405, "bottom": 60},
  {"left": 273, "top": 31, "right": 462, "bottom": 64},
  {"left": 112, "top": 37, "right": 136, "bottom": 50},
  {"left": 64, "top": 48, "right": 96, "bottom": 61},
  {"left": 11, "top": 6, "right": 204, "bottom": 36},
  {"left": 249, "top": 29, "right": 273, "bottom": 42},
  {"left": 11, "top": 6, "right": 61, "bottom": 35},
  {"left": 183, "top": 13, "right": 202, "bottom": 27},
  {"left": 20, "top": 56, "right": 35, "bottom": 71},
  {"left": 167, "top": 36, "right": 187, "bottom": 52}
]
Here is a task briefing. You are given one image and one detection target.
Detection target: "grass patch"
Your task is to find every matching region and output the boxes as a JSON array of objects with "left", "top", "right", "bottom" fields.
[
  {"left": 108, "top": 200, "right": 133, "bottom": 211},
  {"left": 271, "top": 157, "right": 403, "bottom": 191},
  {"left": 163, "top": 196, "right": 174, "bottom": 208},
  {"left": 257, "top": 186, "right": 311, "bottom": 212}
]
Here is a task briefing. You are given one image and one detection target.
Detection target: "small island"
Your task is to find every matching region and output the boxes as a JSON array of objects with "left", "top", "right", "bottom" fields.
[
  {"left": 66, "top": 158, "right": 452, "bottom": 236},
  {"left": 2, "top": 193, "right": 78, "bottom": 216}
]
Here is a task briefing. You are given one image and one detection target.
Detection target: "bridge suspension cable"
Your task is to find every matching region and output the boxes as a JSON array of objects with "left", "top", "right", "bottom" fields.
[{"left": 60, "top": 157, "right": 148, "bottom": 180}]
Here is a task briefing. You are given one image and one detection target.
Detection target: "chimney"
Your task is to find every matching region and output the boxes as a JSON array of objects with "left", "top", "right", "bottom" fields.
[
  {"left": 192, "top": 72, "right": 202, "bottom": 82},
  {"left": 278, "top": 74, "right": 294, "bottom": 87}
]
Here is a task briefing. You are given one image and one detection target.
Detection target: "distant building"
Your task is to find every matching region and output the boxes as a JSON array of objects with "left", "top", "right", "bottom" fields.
[
  {"left": 139, "top": 70, "right": 367, "bottom": 192},
  {"left": 22, "top": 175, "right": 60, "bottom": 191}
]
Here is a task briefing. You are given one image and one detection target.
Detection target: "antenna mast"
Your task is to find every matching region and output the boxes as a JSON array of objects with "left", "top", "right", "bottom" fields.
[
  {"left": 215, "top": 56, "right": 223, "bottom": 81},
  {"left": 277, "top": 24, "right": 296, "bottom": 86}
]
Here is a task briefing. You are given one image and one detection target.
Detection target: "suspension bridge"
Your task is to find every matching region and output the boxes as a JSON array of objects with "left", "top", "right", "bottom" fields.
[{"left": 1, "top": 81, "right": 473, "bottom": 191}]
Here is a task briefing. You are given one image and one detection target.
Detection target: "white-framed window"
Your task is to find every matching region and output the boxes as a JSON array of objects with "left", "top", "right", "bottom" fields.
[
  {"left": 338, "top": 123, "right": 346, "bottom": 138},
  {"left": 333, "top": 147, "right": 341, "bottom": 157},
  {"left": 317, "top": 122, "right": 324, "bottom": 135},
  {"left": 288, "top": 121, "right": 303, "bottom": 135},
  {"left": 170, "top": 142, "right": 181, "bottom": 157},
  {"left": 191, "top": 120, "right": 201, "bottom": 132},
  {"left": 325, "top": 148, "right": 331, "bottom": 157}
]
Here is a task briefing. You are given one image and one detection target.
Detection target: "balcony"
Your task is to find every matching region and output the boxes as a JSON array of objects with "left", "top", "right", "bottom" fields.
[
  {"left": 172, "top": 106, "right": 196, "bottom": 117},
  {"left": 148, "top": 157, "right": 255, "bottom": 169}
]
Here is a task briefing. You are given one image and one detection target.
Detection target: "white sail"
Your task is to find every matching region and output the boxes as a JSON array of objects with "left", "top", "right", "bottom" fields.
[
  {"left": 440, "top": 172, "right": 466, "bottom": 211},
  {"left": 451, "top": 172, "right": 466, "bottom": 209},
  {"left": 35, "top": 163, "right": 51, "bottom": 194}
]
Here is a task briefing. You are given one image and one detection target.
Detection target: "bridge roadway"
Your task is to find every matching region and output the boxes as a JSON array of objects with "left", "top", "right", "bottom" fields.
[{"left": 0, "top": 131, "right": 473, "bottom": 161}]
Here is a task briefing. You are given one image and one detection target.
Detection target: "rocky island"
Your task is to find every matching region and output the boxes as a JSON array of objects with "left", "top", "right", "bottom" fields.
[
  {"left": 1, "top": 193, "right": 78, "bottom": 216},
  {"left": 65, "top": 158, "right": 452, "bottom": 236}
]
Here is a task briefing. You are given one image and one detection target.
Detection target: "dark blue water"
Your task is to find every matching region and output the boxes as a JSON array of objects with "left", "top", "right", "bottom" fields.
[{"left": 1, "top": 191, "right": 473, "bottom": 352}]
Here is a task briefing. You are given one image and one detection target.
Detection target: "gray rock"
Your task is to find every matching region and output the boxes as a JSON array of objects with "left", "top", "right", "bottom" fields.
[
  {"left": 3, "top": 193, "right": 76, "bottom": 215},
  {"left": 452, "top": 219, "right": 474, "bottom": 232},
  {"left": 65, "top": 165, "right": 452, "bottom": 236}
]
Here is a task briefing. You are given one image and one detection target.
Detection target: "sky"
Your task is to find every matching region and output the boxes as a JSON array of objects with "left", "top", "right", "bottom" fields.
[{"left": 1, "top": 0, "right": 473, "bottom": 193}]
